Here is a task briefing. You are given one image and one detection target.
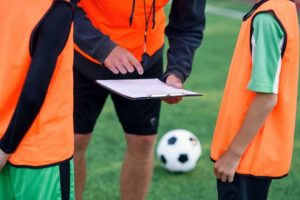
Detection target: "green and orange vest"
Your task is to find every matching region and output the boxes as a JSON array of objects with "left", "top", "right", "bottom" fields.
[
  {"left": 75, "top": 0, "right": 169, "bottom": 63},
  {"left": 211, "top": 0, "right": 299, "bottom": 178},
  {"left": 0, "top": 0, "right": 74, "bottom": 167}
]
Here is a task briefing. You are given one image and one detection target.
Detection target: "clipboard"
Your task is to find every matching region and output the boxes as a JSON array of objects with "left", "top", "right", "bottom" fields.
[{"left": 96, "top": 78, "right": 202, "bottom": 100}]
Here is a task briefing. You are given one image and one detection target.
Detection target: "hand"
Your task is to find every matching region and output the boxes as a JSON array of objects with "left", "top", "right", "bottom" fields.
[
  {"left": 0, "top": 148, "right": 9, "bottom": 172},
  {"left": 163, "top": 74, "right": 183, "bottom": 104},
  {"left": 104, "top": 46, "right": 144, "bottom": 75},
  {"left": 214, "top": 149, "right": 241, "bottom": 182}
]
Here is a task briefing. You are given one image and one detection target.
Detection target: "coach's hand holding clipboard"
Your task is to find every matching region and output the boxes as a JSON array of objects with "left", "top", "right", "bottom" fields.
[
  {"left": 96, "top": 77, "right": 202, "bottom": 101},
  {"left": 163, "top": 74, "right": 185, "bottom": 104}
]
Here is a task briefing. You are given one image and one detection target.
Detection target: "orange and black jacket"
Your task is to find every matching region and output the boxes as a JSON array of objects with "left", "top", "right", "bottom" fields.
[{"left": 71, "top": 0, "right": 206, "bottom": 82}]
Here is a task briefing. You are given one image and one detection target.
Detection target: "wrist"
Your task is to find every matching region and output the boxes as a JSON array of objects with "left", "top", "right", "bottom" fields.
[
  {"left": 0, "top": 146, "right": 10, "bottom": 160},
  {"left": 163, "top": 70, "right": 185, "bottom": 83},
  {"left": 96, "top": 41, "right": 117, "bottom": 64},
  {"left": 0, "top": 140, "right": 11, "bottom": 155},
  {"left": 227, "top": 146, "right": 243, "bottom": 159}
]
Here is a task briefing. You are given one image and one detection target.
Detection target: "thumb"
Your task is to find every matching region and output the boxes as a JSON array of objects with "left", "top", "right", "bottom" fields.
[
  {"left": 166, "top": 75, "right": 183, "bottom": 88},
  {"left": 171, "top": 77, "right": 183, "bottom": 88},
  {"left": 173, "top": 81, "right": 183, "bottom": 89}
]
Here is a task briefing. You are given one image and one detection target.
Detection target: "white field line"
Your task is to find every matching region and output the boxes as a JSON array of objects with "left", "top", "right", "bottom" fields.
[{"left": 206, "top": 4, "right": 245, "bottom": 20}]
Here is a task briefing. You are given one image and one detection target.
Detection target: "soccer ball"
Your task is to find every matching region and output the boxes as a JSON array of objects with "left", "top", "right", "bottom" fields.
[{"left": 157, "top": 129, "right": 202, "bottom": 172}]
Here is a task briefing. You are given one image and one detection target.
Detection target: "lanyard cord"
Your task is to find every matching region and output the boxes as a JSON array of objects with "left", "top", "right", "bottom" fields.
[
  {"left": 129, "top": 0, "right": 156, "bottom": 29},
  {"left": 129, "top": 0, "right": 156, "bottom": 54},
  {"left": 129, "top": 0, "right": 136, "bottom": 26},
  {"left": 143, "top": 0, "right": 156, "bottom": 53},
  {"left": 144, "top": 0, "right": 156, "bottom": 30}
]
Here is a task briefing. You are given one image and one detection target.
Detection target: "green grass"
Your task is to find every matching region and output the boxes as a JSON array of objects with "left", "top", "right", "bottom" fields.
[
  {"left": 208, "top": 0, "right": 252, "bottom": 12},
  {"left": 84, "top": 1, "right": 300, "bottom": 199}
]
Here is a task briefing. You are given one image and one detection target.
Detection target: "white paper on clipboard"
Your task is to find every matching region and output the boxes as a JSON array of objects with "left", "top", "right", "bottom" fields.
[{"left": 96, "top": 78, "right": 202, "bottom": 100}]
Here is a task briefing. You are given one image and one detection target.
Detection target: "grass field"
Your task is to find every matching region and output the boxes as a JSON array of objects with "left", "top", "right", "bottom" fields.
[{"left": 83, "top": 1, "right": 300, "bottom": 199}]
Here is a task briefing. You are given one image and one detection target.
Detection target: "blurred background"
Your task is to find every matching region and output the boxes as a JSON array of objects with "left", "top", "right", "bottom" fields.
[{"left": 83, "top": 0, "right": 300, "bottom": 199}]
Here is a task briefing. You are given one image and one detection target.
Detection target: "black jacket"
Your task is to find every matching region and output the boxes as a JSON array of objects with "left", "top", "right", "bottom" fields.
[{"left": 72, "top": 0, "right": 206, "bottom": 82}]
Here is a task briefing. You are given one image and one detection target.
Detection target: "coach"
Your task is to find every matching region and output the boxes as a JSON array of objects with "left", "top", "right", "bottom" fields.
[{"left": 71, "top": 0, "right": 206, "bottom": 199}]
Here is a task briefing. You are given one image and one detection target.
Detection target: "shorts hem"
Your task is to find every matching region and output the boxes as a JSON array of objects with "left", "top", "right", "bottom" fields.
[
  {"left": 124, "top": 129, "right": 158, "bottom": 136},
  {"left": 74, "top": 129, "right": 93, "bottom": 135}
]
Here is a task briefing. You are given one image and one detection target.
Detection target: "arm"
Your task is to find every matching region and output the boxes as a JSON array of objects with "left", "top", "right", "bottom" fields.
[
  {"left": 71, "top": 0, "right": 116, "bottom": 63},
  {"left": 214, "top": 13, "right": 284, "bottom": 182},
  {"left": 71, "top": 0, "right": 143, "bottom": 75},
  {"left": 162, "top": 0, "right": 205, "bottom": 104},
  {"left": 214, "top": 93, "right": 277, "bottom": 182},
  {"left": 164, "top": 0, "right": 206, "bottom": 83},
  {"left": 0, "top": 2, "right": 73, "bottom": 171}
]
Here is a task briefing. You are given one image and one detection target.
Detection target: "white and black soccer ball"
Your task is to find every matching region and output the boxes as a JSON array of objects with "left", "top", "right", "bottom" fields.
[{"left": 157, "top": 129, "right": 202, "bottom": 172}]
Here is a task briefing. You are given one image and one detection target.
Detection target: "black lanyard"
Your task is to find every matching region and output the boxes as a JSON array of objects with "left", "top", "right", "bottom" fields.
[
  {"left": 143, "top": 0, "right": 156, "bottom": 54},
  {"left": 129, "top": 0, "right": 156, "bottom": 66}
]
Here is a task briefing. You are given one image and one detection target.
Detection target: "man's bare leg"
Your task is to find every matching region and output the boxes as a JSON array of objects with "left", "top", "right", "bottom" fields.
[
  {"left": 120, "top": 134, "right": 157, "bottom": 200},
  {"left": 74, "top": 133, "right": 92, "bottom": 200}
]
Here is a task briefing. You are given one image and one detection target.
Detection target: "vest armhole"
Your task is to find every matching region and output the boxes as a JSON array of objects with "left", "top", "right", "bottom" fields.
[
  {"left": 243, "top": 0, "right": 269, "bottom": 21},
  {"left": 250, "top": 10, "right": 287, "bottom": 58},
  {"left": 29, "top": 1, "right": 74, "bottom": 58}
]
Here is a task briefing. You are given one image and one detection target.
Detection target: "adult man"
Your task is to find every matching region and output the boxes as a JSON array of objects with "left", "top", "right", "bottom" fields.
[
  {"left": 71, "top": 0, "right": 205, "bottom": 199},
  {"left": 0, "top": 0, "right": 74, "bottom": 199}
]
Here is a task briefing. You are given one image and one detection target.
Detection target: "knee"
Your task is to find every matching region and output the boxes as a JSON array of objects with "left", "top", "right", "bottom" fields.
[
  {"left": 139, "top": 136, "right": 156, "bottom": 150},
  {"left": 126, "top": 135, "right": 156, "bottom": 160},
  {"left": 74, "top": 134, "right": 91, "bottom": 157}
]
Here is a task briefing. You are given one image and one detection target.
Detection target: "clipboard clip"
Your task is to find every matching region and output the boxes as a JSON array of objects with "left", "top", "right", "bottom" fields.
[{"left": 148, "top": 92, "right": 185, "bottom": 98}]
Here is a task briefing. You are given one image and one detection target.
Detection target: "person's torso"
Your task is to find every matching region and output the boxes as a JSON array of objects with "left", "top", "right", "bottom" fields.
[
  {"left": 211, "top": 0, "right": 299, "bottom": 178},
  {"left": 76, "top": 0, "right": 168, "bottom": 62},
  {"left": 0, "top": 0, "right": 74, "bottom": 167}
]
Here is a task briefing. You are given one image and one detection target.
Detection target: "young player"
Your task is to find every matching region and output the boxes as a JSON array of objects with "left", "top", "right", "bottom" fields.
[
  {"left": 211, "top": 0, "right": 299, "bottom": 199},
  {"left": 0, "top": 0, "right": 74, "bottom": 199}
]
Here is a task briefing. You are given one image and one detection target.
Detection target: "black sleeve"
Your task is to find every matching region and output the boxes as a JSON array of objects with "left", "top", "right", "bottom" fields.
[
  {"left": 0, "top": 2, "right": 73, "bottom": 154},
  {"left": 71, "top": 0, "right": 117, "bottom": 63},
  {"left": 163, "top": 0, "right": 206, "bottom": 82}
]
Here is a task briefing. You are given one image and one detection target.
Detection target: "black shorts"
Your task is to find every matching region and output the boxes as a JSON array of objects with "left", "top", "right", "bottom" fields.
[
  {"left": 217, "top": 174, "right": 272, "bottom": 200},
  {"left": 73, "top": 54, "right": 163, "bottom": 135}
]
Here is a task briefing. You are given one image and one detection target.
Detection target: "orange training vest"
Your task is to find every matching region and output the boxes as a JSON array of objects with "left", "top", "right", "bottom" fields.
[
  {"left": 211, "top": 0, "right": 299, "bottom": 178},
  {"left": 74, "top": 0, "right": 169, "bottom": 63},
  {"left": 0, "top": 0, "right": 74, "bottom": 167}
]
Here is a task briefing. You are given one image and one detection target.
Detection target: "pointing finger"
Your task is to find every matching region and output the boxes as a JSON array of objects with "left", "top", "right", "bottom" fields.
[{"left": 128, "top": 55, "right": 144, "bottom": 75}]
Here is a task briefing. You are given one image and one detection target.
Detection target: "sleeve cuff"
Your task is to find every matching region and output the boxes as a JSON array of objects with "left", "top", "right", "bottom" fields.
[
  {"left": 0, "top": 140, "right": 11, "bottom": 154},
  {"left": 162, "top": 69, "right": 187, "bottom": 83},
  {"left": 94, "top": 40, "right": 117, "bottom": 63},
  {"left": 247, "top": 82, "right": 277, "bottom": 94}
]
